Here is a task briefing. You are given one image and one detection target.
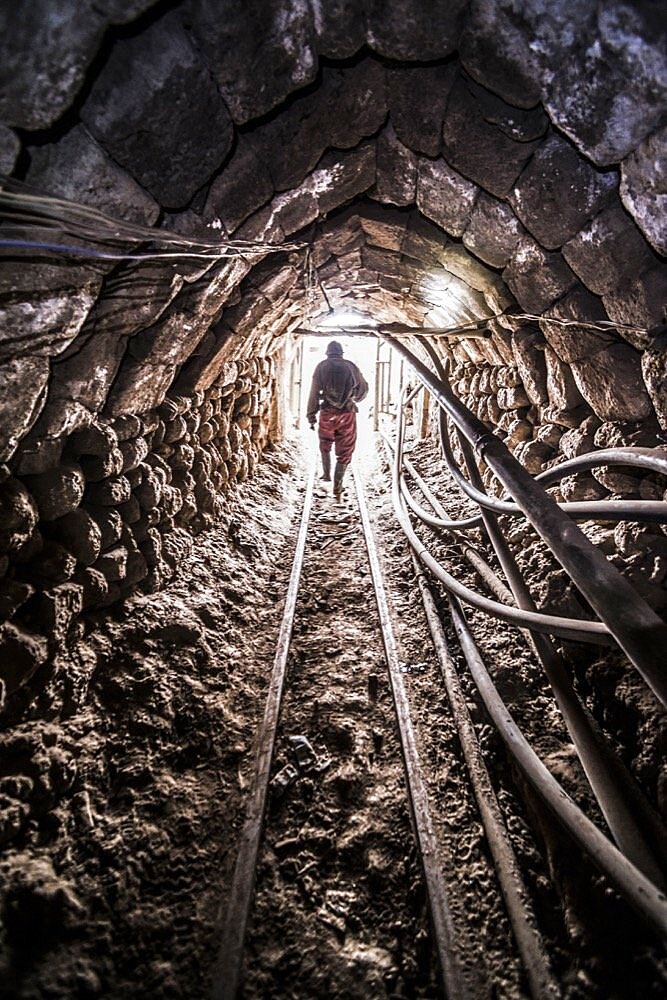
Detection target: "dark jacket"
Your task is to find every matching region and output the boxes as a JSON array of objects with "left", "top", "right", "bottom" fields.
[{"left": 307, "top": 357, "right": 369, "bottom": 422}]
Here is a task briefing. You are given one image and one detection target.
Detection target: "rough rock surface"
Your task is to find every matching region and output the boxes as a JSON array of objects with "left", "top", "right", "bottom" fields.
[
  {"left": 509, "top": 133, "right": 618, "bottom": 249},
  {"left": 81, "top": 10, "right": 233, "bottom": 208}
]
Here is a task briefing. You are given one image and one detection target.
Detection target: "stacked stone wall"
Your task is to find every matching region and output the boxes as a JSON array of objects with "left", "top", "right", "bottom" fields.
[
  {"left": 445, "top": 346, "right": 667, "bottom": 614},
  {"left": 0, "top": 354, "right": 277, "bottom": 705}
]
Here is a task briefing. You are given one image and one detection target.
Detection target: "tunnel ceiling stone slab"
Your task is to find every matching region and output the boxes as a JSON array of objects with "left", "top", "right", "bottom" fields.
[
  {"left": 540, "top": 286, "right": 614, "bottom": 363},
  {"left": 509, "top": 133, "right": 618, "bottom": 250},
  {"left": 373, "top": 123, "right": 418, "bottom": 207},
  {"left": 0, "top": 0, "right": 158, "bottom": 130},
  {"left": 245, "top": 60, "right": 386, "bottom": 193},
  {"left": 0, "top": 263, "right": 102, "bottom": 362},
  {"left": 602, "top": 266, "right": 667, "bottom": 349},
  {"left": 442, "top": 72, "right": 548, "bottom": 198},
  {"left": 543, "top": 2, "right": 667, "bottom": 165},
  {"left": 203, "top": 138, "right": 274, "bottom": 234},
  {"left": 503, "top": 239, "right": 578, "bottom": 315},
  {"left": 462, "top": 192, "right": 527, "bottom": 268},
  {"left": 81, "top": 10, "right": 234, "bottom": 208},
  {"left": 620, "top": 126, "right": 667, "bottom": 255},
  {"left": 562, "top": 198, "right": 659, "bottom": 298},
  {"left": 186, "top": 0, "right": 318, "bottom": 124},
  {"left": 416, "top": 158, "right": 478, "bottom": 238},
  {"left": 386, "top": 64, "right": 457, "bottom": 157},
  {"left": 458, "top": 1, "right": 542, "bottom": 109},
  {"left": 363, "top": 0, "right": 467, "bottom": 60},
  {"left": 27, "top": 125, "right": 160, "bottom": 228},
  {"left": 571, "top": 341, "right": 653, "bottom": 422}
]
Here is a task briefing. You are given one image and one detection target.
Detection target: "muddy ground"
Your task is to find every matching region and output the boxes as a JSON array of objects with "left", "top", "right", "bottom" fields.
[{"left": 0, "top": 431, "right": 664, "bottom": 998}]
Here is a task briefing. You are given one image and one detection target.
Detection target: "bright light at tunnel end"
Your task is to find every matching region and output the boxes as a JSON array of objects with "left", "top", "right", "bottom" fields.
[{"left": 315, "top": 309, "right": 378, "bottom": 330}]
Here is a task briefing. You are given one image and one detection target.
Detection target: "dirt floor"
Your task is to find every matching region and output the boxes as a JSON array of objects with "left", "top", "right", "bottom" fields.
[{"left": 0, "top": 431, "right": 665, "bottom": 998}]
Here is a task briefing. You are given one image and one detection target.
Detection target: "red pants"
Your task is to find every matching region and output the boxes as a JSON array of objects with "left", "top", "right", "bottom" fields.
[{"left": 318, "top": 409, "right": 357, "bottom": 465}]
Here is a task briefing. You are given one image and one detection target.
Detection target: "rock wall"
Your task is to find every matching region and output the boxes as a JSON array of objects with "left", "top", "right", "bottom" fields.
[{"left": 0, "top": 355, "right": 278, "bottom": 706}]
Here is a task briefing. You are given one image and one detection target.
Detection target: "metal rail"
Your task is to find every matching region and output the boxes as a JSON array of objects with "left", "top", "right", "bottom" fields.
[
  {"left": 211, "top": 459, "right": 316, "bottom": 1000},
  {"left": 413, "top": 552, "right": 560, "bottom": 1000},
  {"left": 353, "top": 465, "right": 481, "bottom": 999}
]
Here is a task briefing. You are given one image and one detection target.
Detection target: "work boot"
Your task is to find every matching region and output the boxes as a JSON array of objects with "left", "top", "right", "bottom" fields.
[
  {"left": 320, "top": 451, "right": 331, "bottom": 481},
  {"left": 333, "top": 460, "right": 348, "bottom": 499}
]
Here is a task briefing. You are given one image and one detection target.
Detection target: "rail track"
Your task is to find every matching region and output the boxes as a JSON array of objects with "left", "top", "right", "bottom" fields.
[{"left": 212, "top": 342, "right": 667, "bottom": 999}]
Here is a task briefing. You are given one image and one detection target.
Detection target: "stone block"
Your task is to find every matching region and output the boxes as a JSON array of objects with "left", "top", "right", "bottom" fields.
[
  {"left": 0, "top": 479, "right": 39, "bottom": 555},
  {"left": 540, "top": 286, "right": 614, "bottom": 363},
  {"left": 85, "top": 507, "right": 122, "bottom": 550},
  {"left": 416, "top": 157, "right": 478, "bottom": 237},
  {"left": 27, "top": 124, "right": 159, "bottom": 226},
  {"left": 511, "top": 328, "right": 548, "bottom": 406},
  {"left": 204, "top": 137, "right": 273, "bottom": 234},
  {"left": 29, "top": 541, "right": 77, "bottom": 584},
  {"left": 81, "top": 10, "right": 233, "bottom": 208},
  {"left": 544, "top": 346, "right": 585, "bottom": 412},
  {"left": 442, "top": 72, "right": 547, "bottom": 198},
  {"left": 515, "top": 439, "right": 554, "bottom": 474},
  {"left": 620, "top": 126, "right": 666, "bottom": 255},
  {"left": 497, "top": 385, "right": 530, "bottom": 410},
  {"left": 365, "top": 0, "right": 467, "bottom": 59},
  {"left": 570, "top": 342, "right": 653, "bottom": 422},
  {"left": 79, "top": 449, "right": 124, "bottom": 482},
  {"left": 504, "top": 240, "right": 577, "bottom": 314},
  {"left": 48, "top": 510, "right": 102, "bottom": 567},
  {"left": 188, "top": 0, "right": 317, "bottom": 124},
  {"left": 22, "top": 465, "right": 85, "bottom": 522},
  {"left": 386, "top": 64, "right": 456, "bottom": 156},
  {"left": 0, "top": 261, "right": 101, "bottom": 363},
  {"left": 562, "top": 198, "right": 658, "bottom": 298},
  {"left": 247, "top": 60, "right": 386, "bottom": 194},
  {"left": 373, "top": 124, "right": 418, "bottom": 207},
  {"left": 96, "top": 546, "right": 128, "bottom": 584},
  {"left": 0, "top": 623, "right": 48, "bottom": 696},
  {"left": 458, "top": 2, "right": 542, "bottom": 109},
  {"left": 559, "top": 416, "right": 601, "bottom": 459},
  {"left": 134, "top": 468, "right": 163, "bottom": 511},
  {"left": 509, "top": 133, "right": 617, "bottom": 250},
  {"left": 111, "top": 415, "right": 144, "bottom": 443},
  {"left": 642, "top": 335, "right": 667, "bottom": 430},
  {"left": 84, "top": 476, "right": 131, "bottom": 507},
  {"left": 462, "top": 193, "right": 527, "bottom": 268},
  {"left": 119, "top": 436, "right": 149, "bottom": 472},
  {"left": 602, "top": 267, "right": 667, "bottom": 350},
  {"left": 34, "top": 583, "right": 84, "bottom": 641},
  {"left": 67, "top": 422, "right": 119, "bottom": 457},
  {"left": 0, "top": 356, "right": 50, "bottom": 464}
]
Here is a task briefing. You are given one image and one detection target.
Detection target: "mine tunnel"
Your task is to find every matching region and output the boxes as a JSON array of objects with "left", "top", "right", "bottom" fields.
[{"left": 0, "top": 2, "right": 666, "bottom": 998}]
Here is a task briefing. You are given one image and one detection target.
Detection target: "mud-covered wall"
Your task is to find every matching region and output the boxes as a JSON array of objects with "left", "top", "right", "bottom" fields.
[{"left": 0, "top": 355, "right": 277, "bottom": 704}]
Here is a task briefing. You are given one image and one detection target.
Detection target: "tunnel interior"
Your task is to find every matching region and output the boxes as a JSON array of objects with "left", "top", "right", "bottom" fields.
[{"left": 0, "top": 1, "right": 666, "bottom": 997}]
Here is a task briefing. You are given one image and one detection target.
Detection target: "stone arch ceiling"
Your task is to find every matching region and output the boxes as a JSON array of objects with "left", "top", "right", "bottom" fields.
[{"left": 0, "top": 0, "right": 666, "bottom": 473}]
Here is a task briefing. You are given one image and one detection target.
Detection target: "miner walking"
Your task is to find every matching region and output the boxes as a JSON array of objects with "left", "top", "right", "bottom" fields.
[{"left": 307, "top": 340, "right": 369, "bottom": 499}]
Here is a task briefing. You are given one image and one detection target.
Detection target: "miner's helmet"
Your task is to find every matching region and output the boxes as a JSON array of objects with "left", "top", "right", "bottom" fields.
[{"left": 326, "top": 340, "right": 344, "bottom": 357}]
